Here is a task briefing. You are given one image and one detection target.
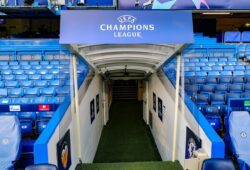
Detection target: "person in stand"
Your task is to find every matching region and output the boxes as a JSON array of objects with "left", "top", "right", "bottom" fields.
[{"left": 135, "top": 0, "right": 139, "bottom": 8}]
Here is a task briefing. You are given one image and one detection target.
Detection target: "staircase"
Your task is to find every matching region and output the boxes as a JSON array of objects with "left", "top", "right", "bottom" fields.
[
  {"left": 76, "top": 161, "right": 183, "bottom": 170},
  {"left": 112, "top": 80, "right": 137, "bottom": 100}
]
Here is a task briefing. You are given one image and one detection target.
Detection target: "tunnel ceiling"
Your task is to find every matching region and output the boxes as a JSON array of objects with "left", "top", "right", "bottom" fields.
[{"left": 73, "top": 44, "right": 184, "bottom": 79}]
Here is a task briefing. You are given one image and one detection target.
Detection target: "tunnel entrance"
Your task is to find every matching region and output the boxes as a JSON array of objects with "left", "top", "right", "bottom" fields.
[{"left": 93, "top": 80, "right": 161, "bottom": 163}]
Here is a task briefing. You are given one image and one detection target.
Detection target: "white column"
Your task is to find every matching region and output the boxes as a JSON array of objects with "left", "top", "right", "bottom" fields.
[
  {"left": 72, "top": 55, "right": 82, "bottom": 160},
  {"left": 172, "top": 53, "right": 181, "bottom": 162}
]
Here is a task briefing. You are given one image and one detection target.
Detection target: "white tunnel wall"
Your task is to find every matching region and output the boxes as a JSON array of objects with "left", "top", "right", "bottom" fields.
[
  {"left": 78, "top": 74, "right": 104, "bottom": 163},
  {"left": 147, "top": 72, "right": 212, "bottom": 166},
  {"left": 46, "top": 73, "right": 105, "bottom": 169}
]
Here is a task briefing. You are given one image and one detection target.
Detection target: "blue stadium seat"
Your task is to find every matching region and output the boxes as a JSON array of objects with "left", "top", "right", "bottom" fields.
[
  {"left": 184, "top": 78, "right": 191, "bottom": 85},
  {"left": 30, "top": 61, "right": 39, "bottom": 65},
  {"left": 215, "top": 84, "right": 228, "bottom": 94},
  {"left": 229, "top": 84, "right": 243, "bottom": 93},
  {"left": 224, "top": 31, "right": 241, "bottom": 43},
  {"left": 5, "top": 81, "right": 18, "bottom": 88},
  {"left": 50, "top": 61, "right": 59, "bottom": 65},
  {"left": 200, "top": 85, "right": 214, "bottom": 94},
  {"left": 34, "top": 80, "right": 48, "bottom": 88},
  {"left": 10, "top": 65, "right": 21, "bottom": 70},
  {"left": 228, "top": 111, "right": 250, "bottom": 170},
  {"left": 233, "top": 71, "right": 245, "bottom": 76},
  {"left": 241, "top": 31, "right": 250, "bottom": 43},
  {"left": 193, "top": 94, "right": 209, "bottom": 106},
  {"left": 217, "top": 62, "right": 226, "bottom": 66},
  {"left": 19, "top": 61, "right": 29, "bottom": 66},
  {"left": 55, "top": 73, "right": 68, "bottom": 79},
  {"left": 196, "top": 63, "right": 206, "bottom": 67},
  {"left": 9, "top": 61, "right": 18, "bottom": 66},
  {"left": 0, "top": 98, "right": 11, "bottom": 104},
  {"left": 16, "top": 75, "right": 28, "bottom": 81},
  {"left": 61, "top": 69, "right": 70, "bottom": 74},
  {"left": 31, "top": 97, "right": 49, "bottom": 104},
  {"left": 185, "top": 72, "right": 195, "bottom": 77},
  {"left": 0, "top": 88, "right": 8, "bottom": 97},
  {"left": 0, "top": 61, "right": 8, "bottom": 66},
  {"left": 13, "top": 70, "right": 24, "bottom": 75},
  {"left": 25, "top": 70, "right": 36, "bottom": 75},
  {"left": 219, "top": 76, "right": 232, "bottom": 84},
  {"left": 232, "top": 76, "right": 245, "bottom": 84},
  {"left": 209, "top": 58, "right": 218, "bottom": 62},
  {"left": 206, "top": 76, "right": 217, "bottom": 85},
  {"left": 210, "top": 94, "right": 225, "bottom": 106},
  {"left": 236, "top": 61, "right": 246, "bottom": 66},
  {"left": 244, "top": 84, "right": 250, "bottom": 92},
  {"left": 24, "top": 88, "right": 40, "bottom": 97},
  {"left": 203, "top": 106, "right": 219, "bottom": 115},
  {"left": 241, "top": 92, "right": 250, "bottom": 98},
  {"left": 219, "top": 57, "right": 228, "bottom": 62},
  {"left": 22, "top": 65, "right": 32, "bottom": 70},
  {"left": 235, "top": 65, "right": 245, "bottom": 70},
  {"left": 20, "top": 121, "right": 33, "bottom": 135},
  {"left": 245, "top": 77, "right": 250, "bottom": 84},
  {"left": 1, "top": 65, "right": 10, "bottom": 70},
  {"left": 37, "top": 69, "right": 49, "bottom": 75},
  {"left": 40, "top": 61, "right": 49, "bottom": 65},
  {"left": 196, "top": 71, "right": 207, "bottom": 77},
  {"left": 25, "top": 164, "right": 57, "bottom": 170},
  {"left": 60, "top": 60, "right": 70, "bottom": 65},
  {"left": 0, "top": 116, "right": 21, "bottom": 170},
  {"left": 56, "top": 87, "right": 70, "bottom": 96},
  {"left": 227, "top": 61, "right": 236, "bottom": 65},
  {"left": 8, "top": 88, "right": 24, "bottom": 97},
  {"left": 212, "top": 66, "right": 223, "bottom": 71},
  {"left": 40, "top": 87, "right": 56, "bottom": 96},
  {"left": 1, "top": 70, "right": 12, "bottom": 75},
  {"left": 184, "top": 58, "right": 189, "bottom": 62},
  {"left": 202, "top": 158, "right": 235, "bottom": 170},
  {"left": 12, "top": 98, "right": 32, "bottom": 104},
  {"left": 53, "top": 96, "right": 66, "bottom": 104},
  {"left": 49, "top": 69, "right": 59, "bottom": 74},
  {"left": 185, "top": 85, "right": 199, "bottom": 96},
  {"left": 32, "top": 65, "right": 42, "bottom": 70},
  {"left": 190, "top": 58, "right": 199, "bottom": 63},
  {"left": 224, "top": 66, "right": 235, "bottom": 71},
  {"left": 19, "top": 81, "right": 34, "bottom": 88},
  {"left": 18, "top": 112, "right": 36, "bottom": 121},
  {"left": 220, "top": 71, "right": 232, "bottom": 77},
  {"left": 48, "top": 80, "right": 65, "bottom": 87},
  {"left": 29, "top": 75, "right": 41, "bottom": 80},
  {"left": 2, "top": 75, "right": 15, "bottom": 81},
  {"left": 42, "top": 65, "right": 53, "bottom": 70},
  {"left": 207, "top": 71, "right": 220, "bottom": 78},
  {"left": 42, "top": 74, "right": 54, "bottom": 80},
  {"left": 36, "top": 120, "right": 49, "bottom": 134},
  {"left": 185, "top": 63, "right": 195, "bottom": 67},
  {"left": 37, "top": 112, "right": 54, "bottom": 119},
  {"left": 205, "top": 114, "right": 221, "bottom": 132},
  {"left": 192, "top": 77, "right": 206, "bottom": 85},
  {"left": 246, "top": 66, "right": 250, "bottom": 70}
]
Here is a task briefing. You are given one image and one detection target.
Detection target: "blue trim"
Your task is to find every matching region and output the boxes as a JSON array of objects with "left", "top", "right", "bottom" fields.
[{"left": 34, "top": 96, "right": 70, "bottom": 163}]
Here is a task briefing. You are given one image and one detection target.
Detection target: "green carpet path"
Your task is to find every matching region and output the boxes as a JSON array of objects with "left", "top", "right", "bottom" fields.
[
  {"left": 76, "top": 161, "right": 183, "bottom": 170},
  {"left": 93, "top": 100, "right": 161, "bottom": 163}
]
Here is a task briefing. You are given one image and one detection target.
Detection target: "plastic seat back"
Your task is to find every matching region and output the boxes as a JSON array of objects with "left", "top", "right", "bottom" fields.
[
  {"left": 25, "top": 164, "right": 57, "bottom": 170},
  {"left": 0, "top": 116, "right": 21, "bottom": 170},
  {"left": 202, "top": 158, "right": 235, "bottom": 170}
]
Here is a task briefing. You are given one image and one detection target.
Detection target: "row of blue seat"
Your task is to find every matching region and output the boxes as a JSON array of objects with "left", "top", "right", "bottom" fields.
[
  {"left": 183, "top": 57, "right": 237, "bottom": 63},
  {"left": 0, "top": 96, "right": 65, "bottom": 104},
  {"left": 0, "top": 80, "right": 68, "bottom": 88},
  {"left": 185, "top": 76, "right": 250, "bottom": 85},
  {"left": 0, "top": 86, "right": 69, "bottom": 97},
  {"left": 186, "top": 84, "right": 250, "bottom": 95},
  {"left": 224, "top": 31, "right": 250, "bottom": 43},
  {"left": 0, "top": 60, "right": 71, "bottom": 66},
  {"left": 0, "top": 65, "right": 71, "bottom": 70},
  {"left": 184, "top": 62, "right": 245, "bottom": 67},
  {"left": 185, "top": 65, "right": 249, "bottom": 71},
  {"left": 0, "top": 74, "right": 69, "bottom": 81},
  {"left": 185, "top": 70, "right": 250, "bottom": 77}
]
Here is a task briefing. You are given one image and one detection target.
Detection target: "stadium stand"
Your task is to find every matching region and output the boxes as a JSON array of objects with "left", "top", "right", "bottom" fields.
[
  {"left": 201, "top": 158, "right": 235, "bottom": 170},
  {"left": 0, "top": 40, "right": 89, "bottom": 168}
]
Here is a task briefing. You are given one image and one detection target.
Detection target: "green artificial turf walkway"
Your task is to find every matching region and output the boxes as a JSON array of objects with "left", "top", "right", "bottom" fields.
[
  {"left": 76, "top": 161, "right": 183, "bottom": 170},
  {"left": 93, "top": 100, "right": 161, "bottom": 163}
]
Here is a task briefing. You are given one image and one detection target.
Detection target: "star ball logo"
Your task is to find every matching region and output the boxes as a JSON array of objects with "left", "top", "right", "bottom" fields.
[{"left": 99, "top": 14, "right": 155, "bottom": 38}]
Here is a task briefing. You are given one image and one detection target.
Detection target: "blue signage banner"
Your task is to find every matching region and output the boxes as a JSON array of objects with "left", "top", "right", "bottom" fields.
[
  {"left": 60, "top": 10, "right": 193, "bottom": 44},
  {"left": 118, "top": 0, "right": 250, "bottom": 10}
]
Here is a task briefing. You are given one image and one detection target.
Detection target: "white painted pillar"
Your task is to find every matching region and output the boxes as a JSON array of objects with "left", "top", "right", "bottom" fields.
[
  {"left": 72, "top": 55, "right": 82, "bottom": 160},
  {"left": 172, "top": 53, "right": 181, "bottom": 162}
]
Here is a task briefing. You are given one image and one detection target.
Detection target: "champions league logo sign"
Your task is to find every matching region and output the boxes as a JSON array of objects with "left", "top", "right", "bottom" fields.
[{"left": 99, "top": 15, "right": 155, "bottom": 38}]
